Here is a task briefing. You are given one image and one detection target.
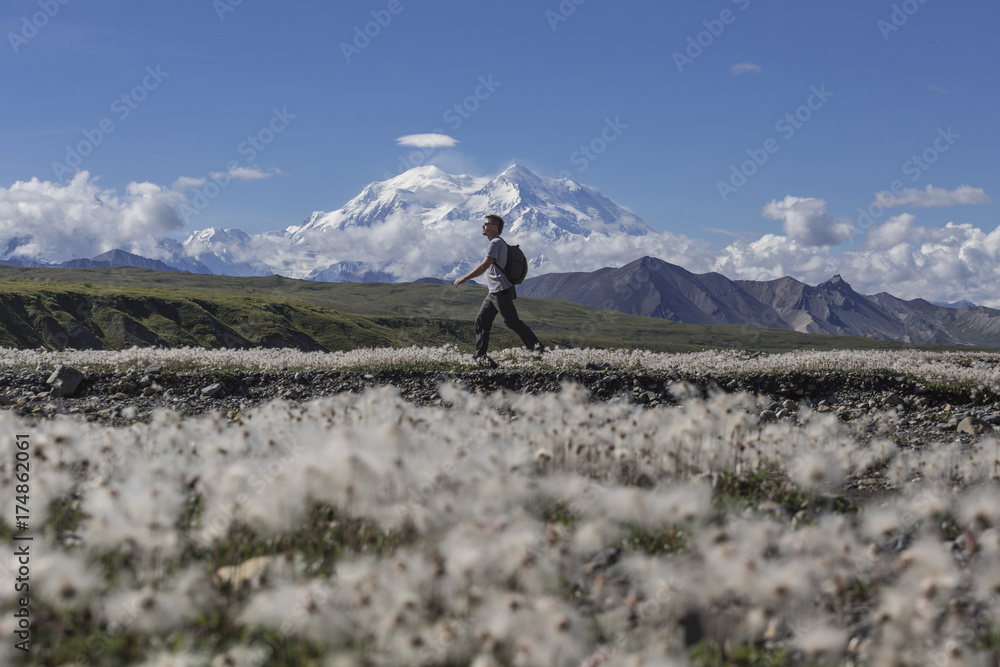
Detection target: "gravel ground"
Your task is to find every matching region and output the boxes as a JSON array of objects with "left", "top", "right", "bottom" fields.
[{"left": 3, "top": 364, "right": 997, "bottom": 444}]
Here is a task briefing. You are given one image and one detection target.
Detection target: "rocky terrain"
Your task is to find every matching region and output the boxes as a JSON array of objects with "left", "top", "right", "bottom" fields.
[{"left": 5, "top": 363, "right": 997, "bottom": 445}]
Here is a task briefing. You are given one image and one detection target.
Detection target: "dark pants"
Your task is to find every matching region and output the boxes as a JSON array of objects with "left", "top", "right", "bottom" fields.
[{"left": 475, "top": 287, "right": 540, "bottom": 358}]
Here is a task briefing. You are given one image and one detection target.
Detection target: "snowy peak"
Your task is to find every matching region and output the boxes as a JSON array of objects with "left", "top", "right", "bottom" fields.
[
  {"left": 286, "top": 163, "right": 650, "bottom": 241},
  {"left": 449, "top": 164, "right": 652, "bottom": 238},
  {"left": 291, "top": 166, "right": 488, "bottom": 236},
  {"left": 183, "top": 227, "right": 251, "bottom": 247},
  {"left": 498, "top": 163, "right": 543, "bottom": 186}
]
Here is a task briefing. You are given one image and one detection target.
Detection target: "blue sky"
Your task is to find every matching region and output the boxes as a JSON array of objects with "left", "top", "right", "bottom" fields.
[{"left": 1, "top": 0, "right": 997, "bottom": 295}]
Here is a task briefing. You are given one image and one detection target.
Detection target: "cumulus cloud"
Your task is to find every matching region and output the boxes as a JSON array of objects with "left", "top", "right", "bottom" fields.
[
  {"left": 249, "top": 208, "right": 1000, "bottom": 308},
  {"left": 760, "top": 196, "right": 854, "bottom": 247},
  {"left": 872, "top": 184, "right": 992, "bottom": 209},
  {"left": 6, "top": 171, "right": 1000, "bottom": 312},
  {"left": 864, "top": 213, "right": 920, "bottom": 250},
  {"left": 396, "top": 134, "right": 459, "bottom": 148},
  {"left": 731, "top": 62, "right": 762, "bottom": 75},
  {"left": 0, "top": 172, "right": 186, "bottom": 263},
  {"left": 704, "top": 216, "right": 1000, "bottom": 308}
]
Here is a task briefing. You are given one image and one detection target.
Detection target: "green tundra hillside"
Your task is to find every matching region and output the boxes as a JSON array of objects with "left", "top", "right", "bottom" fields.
[{"left": 0, "top": 267, "right": 964, "bottom": 353}]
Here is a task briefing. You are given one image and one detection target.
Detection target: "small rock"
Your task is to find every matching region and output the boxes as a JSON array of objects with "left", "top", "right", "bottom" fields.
[
  {"left": 958, "top": 416, "right": 985, "bottom": 436},
  {"left": 46, "top": 365, "right": 85, "bottom": 398},
  {"left": 213, "top": 554, "right": 301, "bottom": 590},
  {"left": 201, "top": 383, "right": 224, "bottom": 398},
  {"left": 145, "top": 365, "right": 162, "bottom": 376},
  {"left": 759, "top": 410, "right": 776, "bottom": 421}
]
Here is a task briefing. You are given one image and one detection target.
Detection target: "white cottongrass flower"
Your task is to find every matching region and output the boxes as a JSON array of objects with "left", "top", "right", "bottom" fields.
[
  {"left": 5, "top": 347, "right": 1000, "bottom": 663},
  {"left": 30, "top": 549, "right": 101, "bottom": 610},
  {"left": 238, "top": 579, "right": 348, "bottom": 647}
]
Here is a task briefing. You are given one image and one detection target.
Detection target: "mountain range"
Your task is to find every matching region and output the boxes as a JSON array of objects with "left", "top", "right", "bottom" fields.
[
  {"left": 518, "top": 256, "right": 1000, "bottom": 346},
  {"left": 3, "top": 163, "right": 999, "bottom": 347}
]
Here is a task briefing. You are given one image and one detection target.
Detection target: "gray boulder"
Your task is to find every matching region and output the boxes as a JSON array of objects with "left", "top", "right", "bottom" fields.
[
  {"left": 47, "top": 365, "right": 85, "bottom": 398},
  {"left": 201, "top": 383, "right": 225, "bottom": 398}
]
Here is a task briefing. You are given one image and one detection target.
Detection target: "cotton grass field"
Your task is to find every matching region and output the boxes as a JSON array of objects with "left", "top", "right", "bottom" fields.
[{"left": 3, "top": 346, "right": 1000, "bottom": 666}]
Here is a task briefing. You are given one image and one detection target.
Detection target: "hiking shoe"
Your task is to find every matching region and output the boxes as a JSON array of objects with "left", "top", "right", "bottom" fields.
[{"left": 475, "top": 355, "right": 499, "bottom": 369}]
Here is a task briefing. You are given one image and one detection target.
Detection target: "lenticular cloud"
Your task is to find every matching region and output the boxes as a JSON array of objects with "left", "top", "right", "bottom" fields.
[{"left": 0, "top": 172, "right": 185, "bottom": 263}]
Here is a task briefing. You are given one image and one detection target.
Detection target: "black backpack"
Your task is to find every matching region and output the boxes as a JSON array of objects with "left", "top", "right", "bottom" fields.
[{"left": 499, "top": 238, "right": 528, "bottom": 285}]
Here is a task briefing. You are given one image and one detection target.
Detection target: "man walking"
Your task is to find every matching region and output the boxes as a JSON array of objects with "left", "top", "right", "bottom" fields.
[{"left": 453, "top": 214, "right": 542, "bottom": 367}]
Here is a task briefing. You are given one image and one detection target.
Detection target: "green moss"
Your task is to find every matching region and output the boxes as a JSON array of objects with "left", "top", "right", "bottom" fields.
[{"left": 690, "top": 639, "right": 788, "bottom": 666}]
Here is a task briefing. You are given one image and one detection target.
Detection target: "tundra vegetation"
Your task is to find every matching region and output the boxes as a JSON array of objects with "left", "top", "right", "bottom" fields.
[{"left": 2, "top": 346, "right": 1000, "bottom": 666}]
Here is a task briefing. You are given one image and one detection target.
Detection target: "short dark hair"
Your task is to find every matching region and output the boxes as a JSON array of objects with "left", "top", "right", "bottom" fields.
[{"left": 485, "top": 214, "right": 504, "bottom": 234}]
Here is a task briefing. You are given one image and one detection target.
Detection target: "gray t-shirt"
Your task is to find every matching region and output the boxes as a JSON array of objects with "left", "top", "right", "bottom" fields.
[{"left": 485, "top": 237, "right": 513, "bottom": 293}]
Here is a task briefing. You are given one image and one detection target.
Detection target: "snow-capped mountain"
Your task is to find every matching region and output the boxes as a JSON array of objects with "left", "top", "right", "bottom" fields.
[
  {"left": 442, "top": 164, "right": 651, "bottom": 239},
  {"left": 288, "top": 164, "right": 650, "bottom": 240},
  {"left": 177, "top": 163, "right": 656, "bottom": 281},
  {"left": 289, "top": 166, "right": 490, "bottom": 236},
  {"left": 179, "top": 227, "right": 273, "bottom": 276},
  {"left": 0, "top": 164, "right": 662, "bottom": 282}
]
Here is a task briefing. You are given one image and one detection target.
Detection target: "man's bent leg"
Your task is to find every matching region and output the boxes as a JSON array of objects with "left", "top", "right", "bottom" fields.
[
  {"left": 494, "top": 288, "right": 541, "bottom": 350},
  {"left": 475, "top": 297, "right": 499, "bottom": 358}
]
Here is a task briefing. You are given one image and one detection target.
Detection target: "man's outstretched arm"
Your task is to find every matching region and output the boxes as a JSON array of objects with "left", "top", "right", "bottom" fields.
[{"left": 453, "top": 256, "right": 494, "bottom": 286}]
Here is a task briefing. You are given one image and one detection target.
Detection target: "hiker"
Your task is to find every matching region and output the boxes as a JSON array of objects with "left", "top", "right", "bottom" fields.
[{"left": 453, "top": 214, "right": 542, "bottom": 367}]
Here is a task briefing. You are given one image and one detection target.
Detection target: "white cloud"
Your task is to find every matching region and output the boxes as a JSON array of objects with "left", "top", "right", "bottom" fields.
[
  {"left": 396, "top": 134, "right": 459, "bottom": 148},
  {"left": 864, "top": 213, "right": 920, "bottom": 250},
  {"left": 5, "top": 171, "right": 1000, "bottom": 312},
  {"left": 174, "top": 166, "right": 277, "bottom": 192},
  {"left": 172, "top": 176, "right": 207, "bottom": 191},
  {"left": 705, "top": 217, "right": 1000, "bottom": 308},
  {"left": 927, "top": 83, "right": 951, "bottom": 94},
  {"left": 215, "top": 166, "right": 275, "bottom": 181},
  {"left": 760, "top": 196, "right": 854, "bottom": 247},
  {"left": 0, "top": 172, "right": 186, "bottom": 263},
  {"left": 873, "top": 184, "right": 992, "bottom": 208},
  {"left": 731, "top": 62, "right": 762, "bottom": 75}
]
